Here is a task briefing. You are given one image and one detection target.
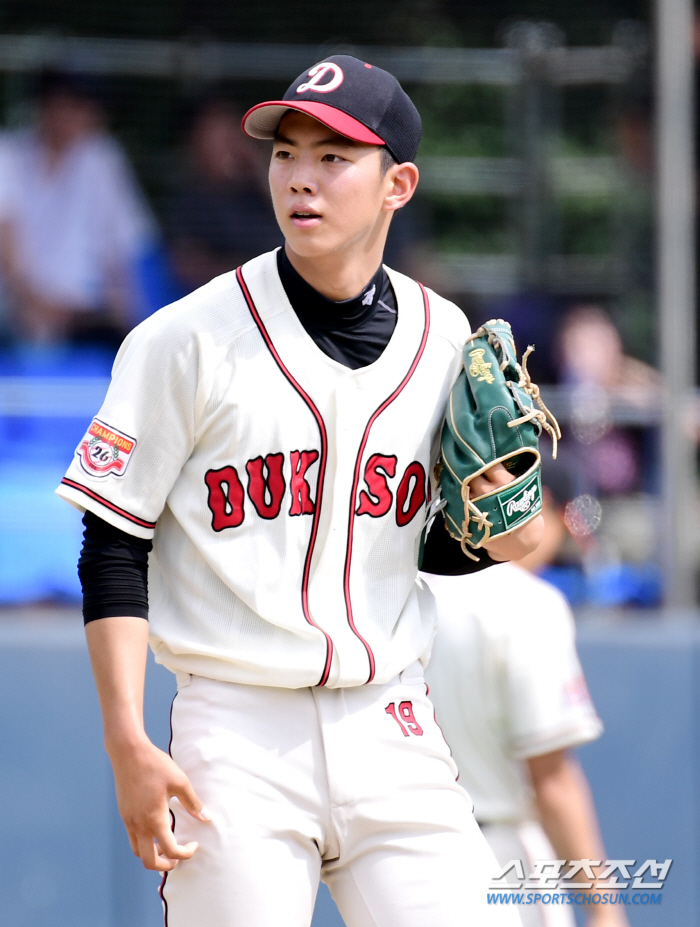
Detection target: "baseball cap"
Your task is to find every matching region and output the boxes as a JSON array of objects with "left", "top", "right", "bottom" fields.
[{"left": 242, "top": 54, "right": 422, "bottom": 165}]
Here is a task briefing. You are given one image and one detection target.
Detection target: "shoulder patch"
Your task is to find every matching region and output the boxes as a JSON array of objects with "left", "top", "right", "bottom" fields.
[{"left": 77, "top": 418, "right": 137, "bottom": 479}]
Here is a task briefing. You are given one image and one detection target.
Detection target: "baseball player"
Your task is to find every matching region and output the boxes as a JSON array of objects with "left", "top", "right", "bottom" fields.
[
  {"left": 422, "top": 492, "right": 629, "bottom": 927},
  {"left": 57, "top": 55, "right": 542, "bottom": 927}
]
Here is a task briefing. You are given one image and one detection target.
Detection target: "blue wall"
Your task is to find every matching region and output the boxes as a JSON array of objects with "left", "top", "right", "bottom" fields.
[{"left": 0, "top": 614, "right": 693, "bottom": 926}]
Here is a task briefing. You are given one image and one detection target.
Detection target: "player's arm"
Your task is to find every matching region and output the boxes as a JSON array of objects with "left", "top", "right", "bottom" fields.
[
  {"left": 528, "top": 749, "right": 630, "bottom": 926},
  {"left": 81, "top": 513, "right": 209, "bottom": 872},
  {"left": 86, "top": 617, "right": 207, "bottom": 871}
]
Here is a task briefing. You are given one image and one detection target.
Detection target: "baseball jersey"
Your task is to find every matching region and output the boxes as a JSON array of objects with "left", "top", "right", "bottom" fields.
[
  {"left": 422, "top": 564, "right": 603, "bottom": 823},
  {"left": 57, "top": 248, "right": 470, "bottom": 689}
]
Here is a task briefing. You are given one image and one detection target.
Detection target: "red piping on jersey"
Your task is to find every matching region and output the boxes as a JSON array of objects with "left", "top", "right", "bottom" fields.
[
  {"left": 60, "top": 478, "right": 156, "bottom": 529},
  {"left": 343, "top": 283, "right": 431, "bottom": 684},
  {"left": 236, "top": 265, "right": 334, "bottom": 687}
]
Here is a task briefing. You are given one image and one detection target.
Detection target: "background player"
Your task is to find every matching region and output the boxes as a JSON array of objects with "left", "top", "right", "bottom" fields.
[
  {"left": 57, "top": 56, "right": 540, "bottom": 926},
  {"left": 422, "top": 478, "right": 630, "bottom": 927}
]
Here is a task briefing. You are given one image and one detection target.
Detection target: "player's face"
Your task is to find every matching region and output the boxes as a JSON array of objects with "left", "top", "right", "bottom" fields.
[{"left": 269, "top": 111, "right": 395, "bottom": 261}]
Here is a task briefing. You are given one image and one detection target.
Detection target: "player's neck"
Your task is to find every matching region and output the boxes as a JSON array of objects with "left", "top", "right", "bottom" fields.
[{"left": 283, "top": 242, "right": 386, "bottom": 302}]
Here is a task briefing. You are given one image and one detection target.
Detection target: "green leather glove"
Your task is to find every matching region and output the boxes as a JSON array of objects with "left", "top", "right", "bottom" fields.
[{"left": 437, "top": 319, "right": 560, "bottom": 559}]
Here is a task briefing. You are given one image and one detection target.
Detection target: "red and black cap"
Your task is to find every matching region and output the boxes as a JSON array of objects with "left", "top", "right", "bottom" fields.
[{"left": 242, "top": 54, "right": 422, "bottom": 165}]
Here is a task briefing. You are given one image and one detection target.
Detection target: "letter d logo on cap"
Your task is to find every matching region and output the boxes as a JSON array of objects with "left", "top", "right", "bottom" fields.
[{"left": 296, "top": 62, "right": 344, "bottom": 94}]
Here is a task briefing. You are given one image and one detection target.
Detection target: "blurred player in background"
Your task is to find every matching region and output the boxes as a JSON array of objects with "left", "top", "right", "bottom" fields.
[
  {"left": 422, "top": 476, "right": 630, "bottom": 927},
  {"left": 0, "top": 69, "right": 156, "bottom": 347}
]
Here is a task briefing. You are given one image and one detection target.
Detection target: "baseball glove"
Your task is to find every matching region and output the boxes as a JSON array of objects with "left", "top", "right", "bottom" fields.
[{"left": 436, "top": 319, "right": 560, "bottom": 560}]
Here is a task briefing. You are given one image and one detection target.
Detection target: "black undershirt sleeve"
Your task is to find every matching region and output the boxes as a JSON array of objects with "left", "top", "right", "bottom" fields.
[
  {"left": 79, "top": 510, "right": 152, "bottom": 625},
  {"left": 419, "top": 511, "right": 499, "bottom": 575}
]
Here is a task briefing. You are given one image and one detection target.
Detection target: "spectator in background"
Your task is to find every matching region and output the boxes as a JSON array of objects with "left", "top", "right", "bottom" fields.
[
  {"left": 0, "top": 70, "right": 157, "bottom": 349},
  {"left": 556, "top": 304, "right": 659, "bottom": 497},
  {"left": 165, "top": 96, "right": 281, "bottom": 294}
]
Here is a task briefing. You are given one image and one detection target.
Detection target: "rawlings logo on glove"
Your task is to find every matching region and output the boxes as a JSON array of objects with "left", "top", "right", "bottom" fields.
[{"left": 437, "top": 319, "right": 560, "bottom": 559}]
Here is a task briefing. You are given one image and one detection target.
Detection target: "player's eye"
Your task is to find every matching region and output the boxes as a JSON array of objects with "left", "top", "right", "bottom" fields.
[
  {"left": 321, "top": 153, "right": 345, "bottom": 162},
  {"left": 273, "top": 149, "right": 292, "bottom": 160}
]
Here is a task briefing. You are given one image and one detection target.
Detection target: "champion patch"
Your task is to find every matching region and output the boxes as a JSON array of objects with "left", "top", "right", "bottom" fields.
[{"left": 77, "top": 418, "right": 136, "bottom": 479}]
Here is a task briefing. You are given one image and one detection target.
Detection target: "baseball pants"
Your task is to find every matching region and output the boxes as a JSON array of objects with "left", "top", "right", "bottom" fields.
[
  {"left": 481, "top": 822, "right": 574, "bottom": 927},
  {"left": 160, "top": 666, "right": 522, "bottom": 927}
]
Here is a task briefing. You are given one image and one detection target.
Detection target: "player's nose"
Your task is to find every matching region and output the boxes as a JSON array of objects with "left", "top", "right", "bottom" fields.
[{"left": 287, "top": 159, "right": 318, "bottom": 196}]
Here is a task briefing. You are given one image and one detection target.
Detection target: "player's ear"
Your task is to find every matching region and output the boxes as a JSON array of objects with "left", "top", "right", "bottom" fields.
[{"left": 383, "top": 162, "right": 419, "bottom": 213}]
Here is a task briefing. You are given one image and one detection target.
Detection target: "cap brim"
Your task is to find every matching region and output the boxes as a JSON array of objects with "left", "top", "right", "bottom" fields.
[{"left": 242, "top": 100, "right": 385, "bottom": 147}]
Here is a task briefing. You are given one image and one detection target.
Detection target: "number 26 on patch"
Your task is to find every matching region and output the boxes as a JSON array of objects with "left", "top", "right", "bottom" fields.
[{"left": 385, "top": 700, "right": 424, "bottom": 736}]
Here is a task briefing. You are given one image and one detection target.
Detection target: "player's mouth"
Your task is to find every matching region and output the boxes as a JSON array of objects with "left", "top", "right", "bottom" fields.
[{"left": 290, "top": 209, "right": 322, "bottom": 229}]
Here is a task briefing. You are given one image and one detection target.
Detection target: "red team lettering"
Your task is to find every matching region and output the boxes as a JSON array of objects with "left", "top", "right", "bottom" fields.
[
  {"left": 395, "top": 461, "right": 427, "bottom": 527},
  {"left": 246, "top": 454, "right": 286, "bottom": 519},
  {"left": 204, "top": 452, "right": 427, "bottom": 530},
  {"left": 205, "top": 466, "right": 246, "bottom": 531},
  {"left": 289, "top": 450, "right": 320, "bottom": 516},
  {"left": 355, "top": 454, "right": 397, "bottom": 517},
  {"left": 385, "top": 701, "right": 424, "bottom": 736}
]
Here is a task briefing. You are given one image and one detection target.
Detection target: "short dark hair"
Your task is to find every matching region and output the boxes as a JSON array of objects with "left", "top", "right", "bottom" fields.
[
  {"left": 35, "top": 69, "right": 102, "bottom": 105},
  {"left": 380, "top": 147, "right": 398, "bottom": 175}
]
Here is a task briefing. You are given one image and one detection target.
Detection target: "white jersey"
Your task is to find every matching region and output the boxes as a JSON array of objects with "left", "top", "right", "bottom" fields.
[
  {"left": 58, "top": 249, "right": 470, "bottom": 689},
  {"left": 422, "top": 564, "right": 603, "bottom": 824}
]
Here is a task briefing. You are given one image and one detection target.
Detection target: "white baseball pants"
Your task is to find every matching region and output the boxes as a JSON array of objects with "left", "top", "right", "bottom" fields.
[
  {"left": 160, "top": 667, "right": 521, "bottom": 927},
  {"left": 481, "top": 823, "right": 575, "bottom": 927}
]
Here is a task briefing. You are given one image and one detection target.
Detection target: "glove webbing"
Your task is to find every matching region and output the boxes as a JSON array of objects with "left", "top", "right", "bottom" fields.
[{"left": 504, "top": 343, "right": 561, "bottom": 459}]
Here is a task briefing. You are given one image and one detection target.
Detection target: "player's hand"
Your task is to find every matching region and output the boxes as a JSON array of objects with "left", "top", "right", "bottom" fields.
[
  {"left": 472, "top": 463, "right": 544, "bottom": 562},
  {"left": 587, "top": 905, "right": 631, "bottom": 927},
  {"left": 108, "top": 736, "right": 209, "bottom": 872},
  {"left": 469, "top": 461, "right": 512, "bottom": 499}
]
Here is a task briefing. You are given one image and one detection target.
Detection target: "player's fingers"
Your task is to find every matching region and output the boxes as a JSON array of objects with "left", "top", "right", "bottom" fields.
[
  {"left": 136, "top": 833, "right": 180, "bottom": 872},
  {"left": 471, "top": 464, "right": 515, "bottom": 498},
  {"left": 134, "top": 825, "right": 198, "bottom": 871},
  {"left": 151, "top": 811, "right": 200, "bottom": 862},
  {"left": 173, "top": 777, "right": 211, "bottom": 822},
  {"left": 124, "top": 826, "right": 140, "bottom": 857},
  {"left": 155, "top": 836, "right": 199, "bottom": 863}
]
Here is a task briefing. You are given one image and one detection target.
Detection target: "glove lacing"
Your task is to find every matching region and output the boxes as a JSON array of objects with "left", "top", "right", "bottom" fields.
[
  {"left": 459, "top": 481, "right": 492, "bottom": 559},
  {"left": 495, "top": 341, "right": 561, "bottom": 459}
]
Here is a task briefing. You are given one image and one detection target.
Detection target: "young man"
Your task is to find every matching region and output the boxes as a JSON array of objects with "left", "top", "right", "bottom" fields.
[{"left": 58, "top": 56, "right": 540, "bottom": 926}]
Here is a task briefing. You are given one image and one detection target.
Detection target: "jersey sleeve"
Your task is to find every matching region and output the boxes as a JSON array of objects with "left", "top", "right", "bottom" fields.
[
  {"left": 504, "top": 584, "right": 603, "bottom": 759},
  {"left": 56, "top": 309, "right": 199, "bottom": 538}
]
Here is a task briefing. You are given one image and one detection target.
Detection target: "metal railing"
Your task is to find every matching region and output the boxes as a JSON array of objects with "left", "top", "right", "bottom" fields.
[{"left": 0, "top": 34, "right": 636, "bottom": 84}]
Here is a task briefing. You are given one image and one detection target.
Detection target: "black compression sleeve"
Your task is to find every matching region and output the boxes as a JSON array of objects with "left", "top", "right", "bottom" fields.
[
  {"left": 419, "top": 511, "right": 499, "bottom": 575},
  {"left": 78, "top": 510, "right": 152, "bottom": 625}
]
